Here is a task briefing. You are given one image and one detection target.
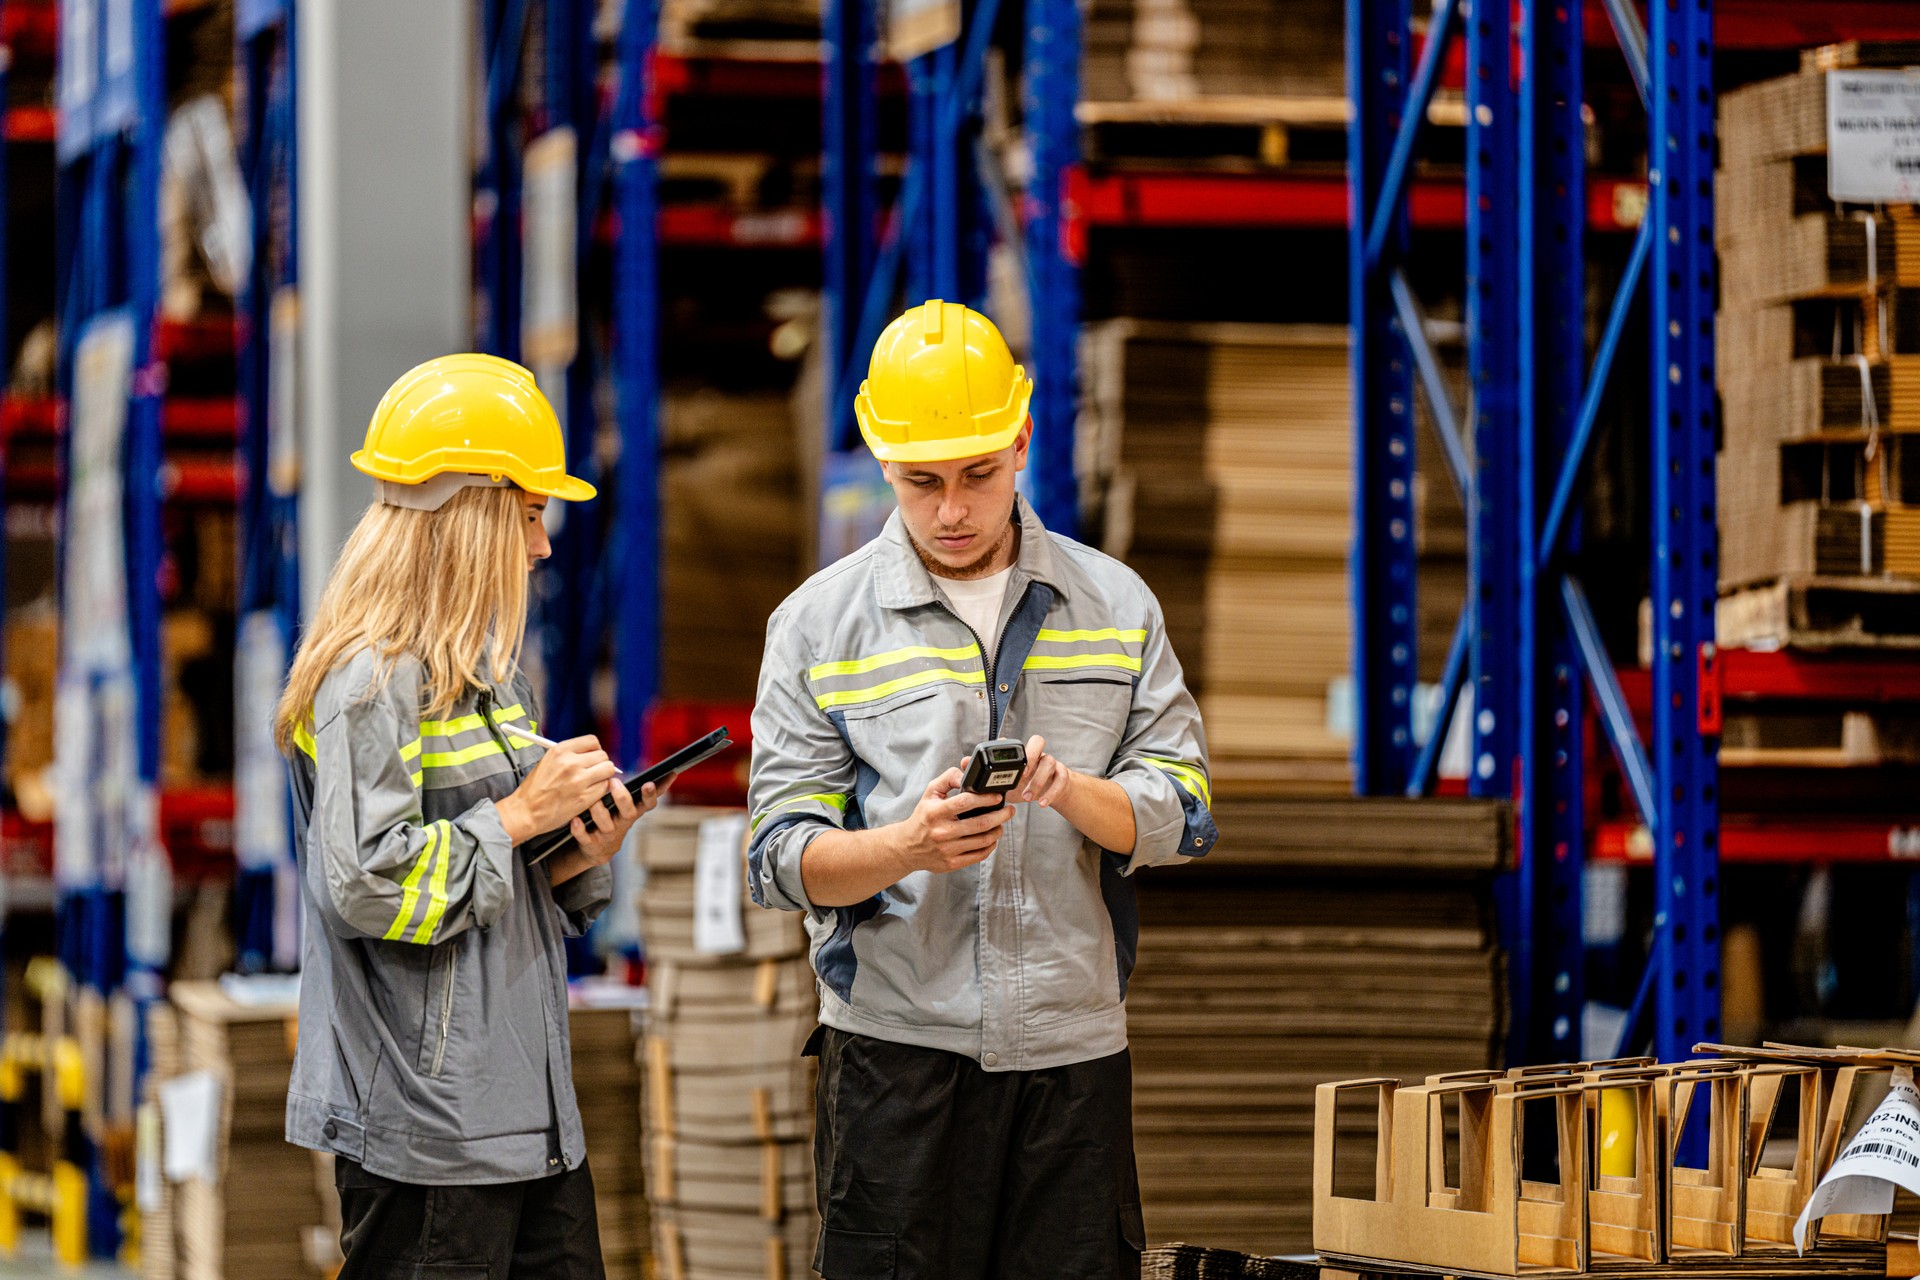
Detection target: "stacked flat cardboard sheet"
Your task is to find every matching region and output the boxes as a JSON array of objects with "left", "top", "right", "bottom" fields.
[
  {"left": 1716, "top": 61, "right": 1920, "bottom": 591},
  {"left": 1082, "top": 0, "right": 1344, "bottom": 102},
  {"left": 638, "top": 806, "right": 820, "bottom": 1280},
  {"left": 1130, "top": 797, "right": 1507, "bottom": 1256},
  {"left": 662, "top": 390, "right": 808, "bottom": 703},
  {"left": 160, "top": 981, "right": 327, "bottom": 1280},
  {"left": 1082, "top": 321, "right": 1465, "bottom": 795},
  {"left": 570, "top": 1003, "right": 651, "bottom": 1279}
]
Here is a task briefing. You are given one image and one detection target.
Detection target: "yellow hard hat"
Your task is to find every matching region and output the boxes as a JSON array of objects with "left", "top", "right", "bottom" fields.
[
  {"left": 854, "top": 300, "right": 1033, "bottom": 463},
  {"left": 352, "top": 353, "right": 596, "bottom": 510}
]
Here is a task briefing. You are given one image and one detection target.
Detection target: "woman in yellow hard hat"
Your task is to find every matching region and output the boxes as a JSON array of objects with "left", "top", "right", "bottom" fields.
[{"left": 275, "top": 353, "right": 648, "bottom": 1278}]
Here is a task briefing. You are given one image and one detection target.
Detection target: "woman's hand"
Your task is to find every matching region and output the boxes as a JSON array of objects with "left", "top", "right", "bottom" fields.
[
  {"left": 495, "top": 736, "right": 622, "bottom": 845},
  {"left": 567, "top": 779, "right": 659, "bottom": 867}
]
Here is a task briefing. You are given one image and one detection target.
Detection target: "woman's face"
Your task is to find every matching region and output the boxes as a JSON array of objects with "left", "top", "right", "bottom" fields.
[{"left": 522, "top": 494, "right": 552, "bottom": 569}]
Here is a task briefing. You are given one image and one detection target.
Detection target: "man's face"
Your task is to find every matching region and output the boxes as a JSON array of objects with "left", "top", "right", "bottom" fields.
[{"left": 882, "top": 421, "right": 1032, "bottom": 579}]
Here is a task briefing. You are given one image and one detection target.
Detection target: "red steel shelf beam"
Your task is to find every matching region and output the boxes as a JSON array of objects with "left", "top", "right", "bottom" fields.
[{"left": 1598, "top": 816, "right": 1920, "bottom": 864}]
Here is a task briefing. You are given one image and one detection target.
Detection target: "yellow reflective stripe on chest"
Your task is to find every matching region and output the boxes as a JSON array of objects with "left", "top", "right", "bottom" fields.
[
  {"left": 418, "top": 703, "right": 529, "bottom": 738},
  {"left": 419, "top": 739, "right": 509, "bottom": 769},
  {"left": 808, "top": 644, "right": 980, "bottom": 680},
  {"left": 293, "top": 721, "right": 318, "bottom": 761},
  {"left": 1023, "top": 653, "right": 1143, "bottom": 673},
  {"left": 1034, "top": 628, "right": 1146, "bottom": 645},
  {"left": 814, "top": 665, "right": 986, "bottom": 710}
]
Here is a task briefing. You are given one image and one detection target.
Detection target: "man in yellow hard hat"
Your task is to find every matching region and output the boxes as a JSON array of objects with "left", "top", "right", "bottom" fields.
[{"left": 749, "top": 301, "right": 1216, "bottom": 1276}]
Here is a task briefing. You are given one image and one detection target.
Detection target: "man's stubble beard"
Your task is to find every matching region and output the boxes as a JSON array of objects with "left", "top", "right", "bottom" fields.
[{"left": 909, "top": 516, "right": 1018, "bottom": 581}]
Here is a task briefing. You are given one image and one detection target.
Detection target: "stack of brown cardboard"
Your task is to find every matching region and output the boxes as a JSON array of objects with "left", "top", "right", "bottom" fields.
[
  {"left": 141, "top": 1003, "right": 182, "bottom": 1280},
  {"left": 161, "top": 981, "right": 327, "bottom": 1280},
  {"left": 1129, "top": 797, "right": 1507, "bottom": 1254},
  {"left": 1082, "top": 321, "right": 1465, "bottom": 796},
  {"left": 1717, "top": 51, "right": 1920, "bottom": 615},
  {"left": 636, "top": 807, "right": 819, "bottom": 1280},
  {"left": 662, "top": 391, "right": 808, "bottom": 703},
  {"left": 658, "top": 0, "right": 820, "bottom": 52},
  {"left": 1081, "top": 0, "right": 1343, "bottom": 102},
  {"left": 569, "top": 1002, "right": 651, "bottom": 1279}
]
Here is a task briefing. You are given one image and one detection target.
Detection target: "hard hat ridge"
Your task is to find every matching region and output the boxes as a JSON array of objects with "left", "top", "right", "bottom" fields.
[{"left": 854, "top": 300, "right": 1033, "bottom": 464}]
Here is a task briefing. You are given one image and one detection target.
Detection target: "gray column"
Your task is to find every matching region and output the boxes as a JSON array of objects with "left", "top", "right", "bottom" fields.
[{"left": 297, "top": 0, "right": 470, "bottom": 614}]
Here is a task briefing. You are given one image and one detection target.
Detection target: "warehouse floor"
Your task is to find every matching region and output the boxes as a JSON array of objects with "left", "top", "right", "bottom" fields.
[{"left": 8, "top": 1230, "right": 135, "bottom": 1277}]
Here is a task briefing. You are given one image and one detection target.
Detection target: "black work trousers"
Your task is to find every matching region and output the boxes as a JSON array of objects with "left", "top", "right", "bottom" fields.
[
  {"left": 810, "top": 1026, "right": 1145, "bottom": 1280},
  {"left": 334, "top": 1156, "right": 605, "bottom": 1280}
]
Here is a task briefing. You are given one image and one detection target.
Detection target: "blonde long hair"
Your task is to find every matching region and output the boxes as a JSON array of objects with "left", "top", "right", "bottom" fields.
[{"left": 274, "top": 486, "right": 530, "bottom": 755}]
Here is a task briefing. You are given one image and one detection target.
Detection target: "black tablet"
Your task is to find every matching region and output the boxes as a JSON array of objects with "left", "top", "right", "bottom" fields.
[{"left": 521, "top": 726, "right": 733, "bottom": 865}]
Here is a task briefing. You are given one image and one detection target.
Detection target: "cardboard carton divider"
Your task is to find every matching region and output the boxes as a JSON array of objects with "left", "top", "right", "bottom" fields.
[
  {"left": 1580, "top": 1069, "right": 1663, "bottom": 1267},
  {"left": 1742, "top": 1065, "right": 1823, "bottom": 1251},
  {"left": 1664, "top": 1067, "right": 1747, "bottom": 1260}
]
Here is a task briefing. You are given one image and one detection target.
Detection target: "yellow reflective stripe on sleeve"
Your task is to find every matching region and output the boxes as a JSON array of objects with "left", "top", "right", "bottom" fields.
[
  {"left": 409, "top": 771, "right": 425, "bottom": 789},
  {"left": 384, "top": 824, "right": 442, "bottom": 942},
  {"left": 814, "top": 666, "right": 986, "bottom": 710},
  {"left": 1143, "top": 757, "right": 1213, "bottom": 809},
  {"left": 412, "top": 821, "right": 455, "bottom": 944},
  {"left": 419, "top": 740, "right": 508, "bottom": 770},
  {"left": 1034, "top": 628, "right": 1147, "bottom": 644},
  {"left": 750, "top": 793, "right": 850, "bottom": 833},
  {"left": 399, "top": 739, "right": 423, "bottom": 762},
  {"left": 1023, "top": 653, "right": 1144, "bottom": 673},
  {"left": 808, "top": 644, "right": 981, "bottom": 681},
  {"left": 293, "top": 721, "right": 318, "bottom": 761}
]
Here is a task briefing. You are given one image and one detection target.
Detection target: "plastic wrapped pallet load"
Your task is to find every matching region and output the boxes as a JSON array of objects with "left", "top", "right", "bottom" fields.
[{"left": 637, "top": 806, "right": 819, "bottom": 1280}]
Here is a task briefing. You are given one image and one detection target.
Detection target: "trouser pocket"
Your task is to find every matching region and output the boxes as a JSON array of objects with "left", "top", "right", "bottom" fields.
[{"left": 820, "top": 1228, "right": 897, "bottom": 1279}]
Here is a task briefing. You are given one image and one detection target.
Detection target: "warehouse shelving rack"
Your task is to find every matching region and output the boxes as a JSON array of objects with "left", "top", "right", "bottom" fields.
[
  {"left": 473, "top": 0, "right": 661, "bottom": 764},
  {"left": 820, "top": 0, "right": 1081, "bottom": 535},
  {"left": 1349, "top": 0, "right": 1718, "bottom": 1067}
]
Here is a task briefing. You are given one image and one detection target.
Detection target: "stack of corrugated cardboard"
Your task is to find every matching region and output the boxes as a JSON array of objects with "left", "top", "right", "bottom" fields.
[
  {"left": 662, "top": 391, "right": 807, "bottom": 703},
  {"left": 161, "top": 982, "right": 328, "bottom": 1280},
  {"left": 1716, "top": 49, "right": 1920, "bottom": 643},
  {"left": 1128, "top": 797, "right": 1507, "bottom": 1254},
  {"left": 1082, "top": 0, "right": 1343, "bottom": 102},
  {"left": 637, "top": 807, "right": 819, "bottom": 1280},
  {"left": 1082, "top": 321, "right": 1465, "bottom": 795},
  {"left": 570, "top": 1002, "right": 651, "bottom": 1279}
]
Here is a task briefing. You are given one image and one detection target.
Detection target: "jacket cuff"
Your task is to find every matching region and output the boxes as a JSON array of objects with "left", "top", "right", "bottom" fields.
[
  {"left": 549, "top": 862, "right": 614, "bottom": 937},
  {"left": 466, "top": 799, "right": 520, "bottom": 928},
  {"left": 747, "top": 813, "right": 829, "bottom": 912},
  {"left": 1110, "top": 765, "right": 1217, "bottom": 867}
]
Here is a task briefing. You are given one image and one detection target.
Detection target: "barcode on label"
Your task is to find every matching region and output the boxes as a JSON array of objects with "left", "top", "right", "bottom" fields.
[{"left": 1843, "top": 1141, "right": 1920, "bottom": 1168}]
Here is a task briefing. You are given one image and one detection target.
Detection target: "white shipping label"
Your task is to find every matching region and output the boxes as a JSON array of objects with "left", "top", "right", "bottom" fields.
[
  {"left": 1794, "top": 1065, "right": 1920, "bottom": 1252},
  {"left": 158, "top": 1070, "right": 223, "bottom": 1184},
  {"left": 692, "top": 813, "right": 749, "bottom": 956},
  {"left": 1828, "top": 70, "right": 1920, "bottom": 203}
]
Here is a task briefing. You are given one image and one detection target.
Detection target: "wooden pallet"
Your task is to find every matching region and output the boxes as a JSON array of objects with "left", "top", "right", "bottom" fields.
[{"left": 1718, "top": 576, "right": 1920, "bottom": 650}]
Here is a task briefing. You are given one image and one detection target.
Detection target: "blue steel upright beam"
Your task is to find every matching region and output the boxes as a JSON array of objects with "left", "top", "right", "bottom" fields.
[
  {"left": 1648, "top": 0, "right": 1722, "bottom": 1061},
  {"left": 1466, "top": 0, "right": 1519, "bottom": 804},
  {"left": 611, "top": 0, "right": 661, "bottom": 767},
  {"left": 822, "top": 0, "right": 878, "bottom": 455},
  {"left": 1517, "top": 0, "right": 1586, "bottom": 1062},
  {"left": 1347, "top": 0, "right": 1417, "bottom": 794},
  {"left": 1023, "top": 0, "right": 1081, "bottom": 535},
  {"left": 235, "top": 0, "right": 300, "bottom": 971}
]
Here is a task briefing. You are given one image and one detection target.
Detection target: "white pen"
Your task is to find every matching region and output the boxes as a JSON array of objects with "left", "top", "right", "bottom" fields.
[{"left": 501, "top": 722, "right": 561, "bottom": 750}]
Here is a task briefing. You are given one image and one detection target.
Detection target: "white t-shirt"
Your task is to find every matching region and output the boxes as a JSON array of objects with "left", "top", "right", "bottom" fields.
[{"left": 939, "top": 566, "right": 1013, "bottom": 654}]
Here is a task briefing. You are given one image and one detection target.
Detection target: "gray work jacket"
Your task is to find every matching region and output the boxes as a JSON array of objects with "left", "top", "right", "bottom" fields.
[
  {"left": 748, "top": 496, "right": 1216, "bottom": 1072},
  {"left": 283, "top": 648, "right": 612, "bottom": 1184}
]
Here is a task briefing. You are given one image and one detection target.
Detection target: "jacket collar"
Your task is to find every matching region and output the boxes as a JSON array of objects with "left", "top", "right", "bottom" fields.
[{"left": 873, "top": 493, "right": 1067, "bottom": 611}]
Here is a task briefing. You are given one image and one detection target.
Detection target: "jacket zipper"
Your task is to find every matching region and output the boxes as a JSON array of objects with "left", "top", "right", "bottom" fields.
[
  {"left": 431, "top": 942, "right": 456, "bottom": 1078},
  {"left": 947, "top": 580, "right": 1029, "bottom": 740}
]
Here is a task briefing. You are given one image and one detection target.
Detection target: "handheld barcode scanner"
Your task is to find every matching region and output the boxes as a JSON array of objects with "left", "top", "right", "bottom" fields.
[{"left": 958, "top": 738, "right": 1029, "bottom": 820}]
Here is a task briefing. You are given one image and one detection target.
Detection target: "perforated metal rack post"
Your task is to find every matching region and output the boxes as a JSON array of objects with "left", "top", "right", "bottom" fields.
[
  {"left": 821, "top": 0, "right": 1081, "bottom": 536},
  {"left": 1347, "top": 0, "right": 1722, "bottom": 1064},
  {"left": 235, "top": 0, "right": 300, "bottom": 971}
]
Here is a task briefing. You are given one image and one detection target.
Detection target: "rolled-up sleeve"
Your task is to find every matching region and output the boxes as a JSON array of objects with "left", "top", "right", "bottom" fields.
[
  {"left": 747, "top": 608, "right": 858, "bottom": 912},
  {"left": 1107, "top": 601, "right": 1218, "bottom": 871},
  {"left": 307, "top": 685, "right": 516, "bottom": 944}
]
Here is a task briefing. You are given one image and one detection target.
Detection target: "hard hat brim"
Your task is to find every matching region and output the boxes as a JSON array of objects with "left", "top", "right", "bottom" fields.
[
  {"left": 353, "top": 450, "right": 599, "bottom": 505},
  {"left": 858, "top": 417, "right": 1027, "bottom": 464}
]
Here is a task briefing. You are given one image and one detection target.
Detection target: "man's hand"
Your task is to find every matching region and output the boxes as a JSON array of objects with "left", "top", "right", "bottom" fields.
[
  {"left": 1013, "top": 735, "right": 1074, "bottom": 808},
  {"left": 892, "top": 766, "right": 1016, "bottom": 874}
]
